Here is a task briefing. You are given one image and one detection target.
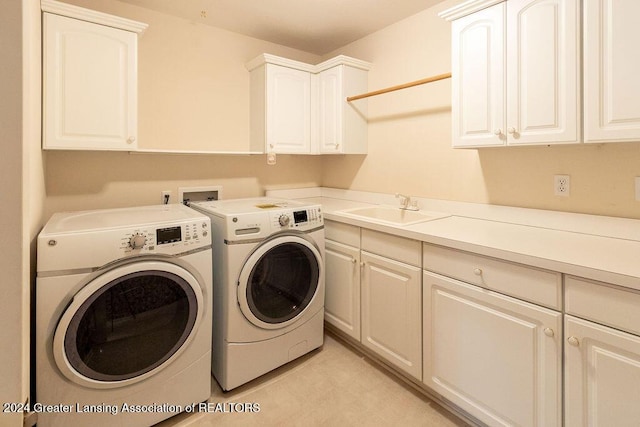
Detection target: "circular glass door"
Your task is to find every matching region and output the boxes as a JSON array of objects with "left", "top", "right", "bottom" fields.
[
  {"left": 53, "top": 261, "right": 204, "bottom": 389},
  {"left": 237, "top": 234, "right": 322, "bottom": 330}
]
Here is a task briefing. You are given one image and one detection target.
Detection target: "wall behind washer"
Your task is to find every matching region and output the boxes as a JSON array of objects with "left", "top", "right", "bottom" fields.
[{"left": 44, "top": 151, "right": 322, "bottom": 217}]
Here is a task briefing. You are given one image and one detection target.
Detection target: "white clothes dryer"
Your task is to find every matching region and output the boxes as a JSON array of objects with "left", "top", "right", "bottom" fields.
[
  {"left": 190, "top": 198, "right": 324, "bottom": 391},
  {"left": 36, "top": 204, "right": 212, "bottom": 427}
]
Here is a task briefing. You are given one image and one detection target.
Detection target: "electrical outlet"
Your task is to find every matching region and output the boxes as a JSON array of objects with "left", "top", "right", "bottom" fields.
[
  {"left": 554, "top": 175, "right": 570, "bottom": 197},
  {"left": 161, "top": 190, "right": 172, "bottom": 204}
]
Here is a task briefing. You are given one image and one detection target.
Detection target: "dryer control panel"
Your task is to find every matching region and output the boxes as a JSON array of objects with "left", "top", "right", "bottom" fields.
[
  {"left": 37, "top": 204, "right": 212, "bottom": 273},
  {"left": 270, "top": 207, "right": 323, "bottom": 231},
  {"left": 120, "top": 221, "right": 210, "bottom": 255}
]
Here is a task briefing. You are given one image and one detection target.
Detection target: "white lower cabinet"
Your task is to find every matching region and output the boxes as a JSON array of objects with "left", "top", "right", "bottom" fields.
[
  {"left": 565, "top": 316, "right": 640, "bottom": 427},
  {"left": 564, "top": 275, "right": 640, "bottom": 426},
  {"left": 423, "top": 270, "right": 562, "bottom": 426},
  {"left": 361, "top": 251, "right": 422, "bottom": 380},
  {"left": 325, "top": 219, "right": 639, "bottom": 426},
  {"left": 324, "top": 239, "right": 361, "bottom": 340},
  {"left": 324, "top": 221, "right": 422, "bottom": 380}
]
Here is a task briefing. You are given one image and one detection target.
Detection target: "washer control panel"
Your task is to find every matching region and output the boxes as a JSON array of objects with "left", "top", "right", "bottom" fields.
[
  {"left": 119, "top": 220, "right": 210, "bottom": 254},
  {"left": 270, "top": 206, "right": 323, "bottom": 231}
]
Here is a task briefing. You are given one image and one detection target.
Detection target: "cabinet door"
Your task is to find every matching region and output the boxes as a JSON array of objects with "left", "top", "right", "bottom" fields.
[
  {"left": 565, "top": 315, "right": 640, "bottom": 426},
  {"left": 505, "top": 0, "right": 580, "bottom": 145},
  {"left": 451, "top": 3, "right": 506, "bottom": 148},
  {"left": 266, "top": 64, "right": 311, "bottom": 153},
  {"left": 43, "top": 13, "right": 137, "bottom": 150},
  {"left": 423, "top": 271, "right": 561, "bottom": 427},
  {"left": 318, "top": 67, "right": 343, "bottom": 153},
  {"left": 361, "top": 251, "right": 421, "bottom": 380},
  {"left": 324, "top": 240, "right": 361, "bottom": 340},
  {"left": 584, "top": 0, "right": 640, "bottom": 143}
]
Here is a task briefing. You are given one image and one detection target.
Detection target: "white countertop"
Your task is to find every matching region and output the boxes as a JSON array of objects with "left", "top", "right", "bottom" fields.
[{"left": 267, "top": 188, "right": 640, "bottom": 291}]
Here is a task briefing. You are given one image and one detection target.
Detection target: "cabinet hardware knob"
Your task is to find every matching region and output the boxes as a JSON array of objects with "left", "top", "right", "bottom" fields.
[
  {"left": 126, "top": 136, "right": 136, "bottom": 144},
  {"left": 335, "top": 143, "right": 340, "bottom": 149},
  {"left": 494, "top": 129, "right": 502, "bottom": 136},
  {"left": 567, "top": 336, "right": 579, "bottom": 346},
  {"left": 507, "top": 127, "right": 516, "bottom": 134},
  {"left": 543, "top": 328, "right": 554, "bottom": 337},
  {"left": 360, "top": 261, "right": 365, "bottom": 267},
  {"left": 473, "top": 268, "right": 482, "bottom": 276},
  {"left": 351, "top": 258, "right": 357, "bottom": 264}
]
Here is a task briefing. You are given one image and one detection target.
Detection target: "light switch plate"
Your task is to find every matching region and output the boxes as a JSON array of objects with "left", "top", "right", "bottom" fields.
[{"left": 635, "top": 177, "right": 640, "bottom": 201}]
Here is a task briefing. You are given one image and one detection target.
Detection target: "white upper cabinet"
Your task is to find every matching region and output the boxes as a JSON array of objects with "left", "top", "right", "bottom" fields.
[
  {"left": 247, "top": 56, "right": 314, "bottom": 154},
  {"left": 42, "top": 0, "right": 147, "bottom": 150},
  {"left": 450, "top": 3, "right": 505, "bottom": 148},
  {"left": 584, "top": 0, "right": 640, "bottom": 143},
  {"left": 317, "top": 58, "right": 369, "bottom": 154},
  {"left": 267, "top": 64, "right": 312, "bottom": 153},
  {"left": 247, "top": 54, "right": 370, "bottom": 154},
  {"left": 442, "top": 0, "right": 580, "bottom": 147}
]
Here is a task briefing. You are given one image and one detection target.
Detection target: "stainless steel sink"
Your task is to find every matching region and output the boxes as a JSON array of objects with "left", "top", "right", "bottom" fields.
[{"left": 338, "top": 206, "right": 449, "bottom": 226}]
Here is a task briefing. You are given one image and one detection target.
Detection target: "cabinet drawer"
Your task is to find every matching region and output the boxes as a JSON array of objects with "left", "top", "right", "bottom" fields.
[
  {"left": 361, "top": 229, "right": 421, "bottom": 267},
  {"left": 325, "top": 220, "right": 360, "bottom": 247},
  {"left": 423, "top": 243, "right": 561, "bottom": 309},
  {"left": 566, "top": 276, "right": 640, "bottom": 336}
]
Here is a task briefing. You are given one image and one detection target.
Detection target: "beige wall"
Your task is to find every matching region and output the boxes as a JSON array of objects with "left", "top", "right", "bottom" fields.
[
  {"left": 44, "top": 0, "right": 324, "bottom": 219},
  {"left": 1, "top": 0, "right": 41, "bottom": 424},
  {"left": 44, "top": 151, "right": 322, "bottom": 216},
  {"left": 323, "top": 0, "right": 640, "bottom": 219}
]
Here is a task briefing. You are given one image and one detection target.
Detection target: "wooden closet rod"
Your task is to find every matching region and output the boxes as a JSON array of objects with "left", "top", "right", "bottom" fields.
[{"left": 346, "top": 72, "right": 452, "bottom": 102}]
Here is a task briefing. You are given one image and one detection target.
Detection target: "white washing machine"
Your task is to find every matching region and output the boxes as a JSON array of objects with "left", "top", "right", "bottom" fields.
[
  {"left": 190, "top": 197, "right": 324, "bottom": 391},
  {"left": 36, "top": 204, "right": 212, "bottom": 427}
]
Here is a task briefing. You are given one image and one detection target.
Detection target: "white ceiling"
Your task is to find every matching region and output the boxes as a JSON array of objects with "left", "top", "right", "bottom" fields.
[{"left": 117, "top": 0, "right": 444, "bottom": 55}]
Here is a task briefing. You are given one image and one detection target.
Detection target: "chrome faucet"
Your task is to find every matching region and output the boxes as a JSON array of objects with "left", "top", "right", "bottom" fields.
[{"left": 395, "top": 193, "right": 419, "bottom": 211}]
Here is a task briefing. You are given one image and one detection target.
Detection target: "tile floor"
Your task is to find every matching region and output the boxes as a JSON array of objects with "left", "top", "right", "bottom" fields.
[{"left": 159, "top": 332, "right": 470, "bottom": 426}]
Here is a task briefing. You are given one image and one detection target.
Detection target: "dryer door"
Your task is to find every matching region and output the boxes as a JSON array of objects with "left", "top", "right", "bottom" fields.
[
  {"left": 52, "top": 260, "right": 204, "bottom": 389},
  {"left": 237, "top": 234, "right": 323, "bottom": 330}
]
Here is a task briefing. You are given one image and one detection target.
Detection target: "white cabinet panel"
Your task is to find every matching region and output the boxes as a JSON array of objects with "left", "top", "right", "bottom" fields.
[
  {"left": 266, "top": 65, "right": 311, "bottom": 153},
  {"left": 506, "top": 0, "right": 580, "bottom": 145},
  {"left": 565, "top": 315, "right": 640, "bottom": 426},
  {"left": 324, "top": 240, "right": 361, "bottom": 340},
  {"left": 423, "top": 271, "right": 561, "bottom": 426},
  {"left": 248, "top": 55, "right": 369, "bottom": 154},
  {"left": 451, "top": 3, "right": 505, "bottom": 148},
  {"left": 318, "top": 65, "right": 368, "bottom": 154},
  {"left": 361, "top": 251, "right": 422, "bottom": 380},
  {"left": 447, "top": 0, "right": 580, "bottom": 147},
  {"left": 43, "top": 13, "right": 138, "bottom": 150},
  {"left": 318, "top": 67, "right": 342, "bottom": 153},
  {"left": 585, "top": 0, "right": 640, "bottom": 142}
]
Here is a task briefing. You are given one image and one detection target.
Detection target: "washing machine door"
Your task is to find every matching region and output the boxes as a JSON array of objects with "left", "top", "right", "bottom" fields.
[
  {"left": 237, "top": 233, "right": 322, "bottom": 330},
  {"left": 52, "top": 259, "right": 204, "bottom": 389}
]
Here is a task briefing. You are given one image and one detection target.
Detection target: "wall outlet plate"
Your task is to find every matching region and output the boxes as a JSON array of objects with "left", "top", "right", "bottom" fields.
[
  {"left": 161, "top": 190, "right": 172, "bottom": 204},
  {"left": 554, "top": 175, "right": 570, "bottom": 197}
]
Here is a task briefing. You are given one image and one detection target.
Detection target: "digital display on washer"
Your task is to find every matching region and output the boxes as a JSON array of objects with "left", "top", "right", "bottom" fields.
[
  {"left": 156, "top": 226, "right": 182, "bottom": 244},
  {"left": 293, "top": 210, "right": 308, "bottom": 224}
]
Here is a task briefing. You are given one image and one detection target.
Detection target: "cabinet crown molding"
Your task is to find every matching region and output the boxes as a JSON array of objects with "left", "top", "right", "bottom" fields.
[
  {"left": 245, "top": 53, "right": 371, "bottom": 73},
  {"left": 41, "top": 0, "right": 148, "bottom": 34},
  {"left": 315, "top": 55, "right": 372, "bottom": 72},
  {"left": 439, "top": 0, "right": 505, "bottom": 21},
  {"left": 245, "top": 54, "right": 317, "bottom": 72}
]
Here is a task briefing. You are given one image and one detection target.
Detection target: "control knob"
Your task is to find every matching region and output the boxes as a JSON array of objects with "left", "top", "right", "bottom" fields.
[
  {"left": 278, "top": 214, "right": 290, "bottom": 227},
  {"left": 129, "top": 233, "right": 147, "bottom": 249}
]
